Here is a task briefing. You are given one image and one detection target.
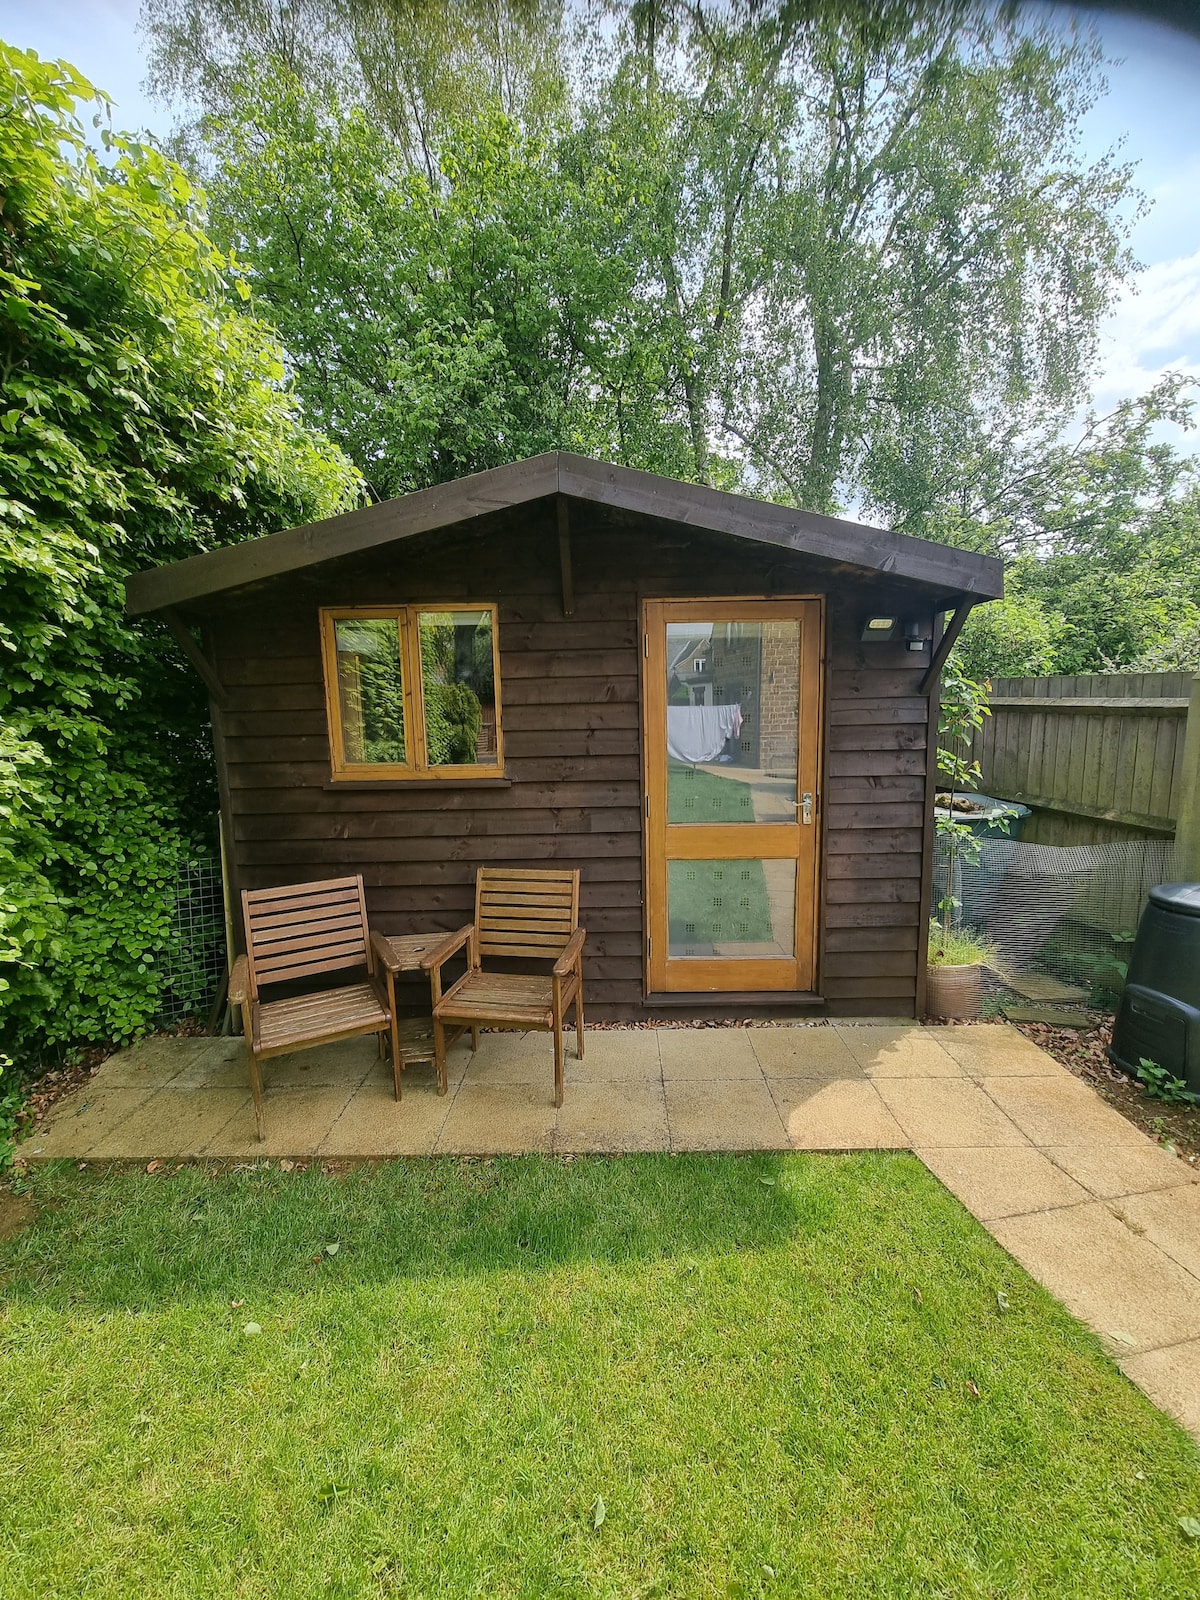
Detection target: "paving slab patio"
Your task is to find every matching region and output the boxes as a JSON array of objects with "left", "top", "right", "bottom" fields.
[{"left": 16, "top": 1018, "right": 1200, "bottom": 1443}]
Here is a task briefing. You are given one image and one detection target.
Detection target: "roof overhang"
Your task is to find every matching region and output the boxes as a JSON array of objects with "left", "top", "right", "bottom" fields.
[{"left": 123, "top": 451, "right": 1003, "bottom": 616}]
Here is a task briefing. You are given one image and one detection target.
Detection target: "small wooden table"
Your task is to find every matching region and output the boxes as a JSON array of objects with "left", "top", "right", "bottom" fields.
[{"left": 375, "top": 933, "right": 472, "bottom": 1096}]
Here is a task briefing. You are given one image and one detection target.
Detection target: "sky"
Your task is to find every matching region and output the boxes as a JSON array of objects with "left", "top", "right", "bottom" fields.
[{"left": 2, "top": 0, "right": 1199, "bottom": 453}]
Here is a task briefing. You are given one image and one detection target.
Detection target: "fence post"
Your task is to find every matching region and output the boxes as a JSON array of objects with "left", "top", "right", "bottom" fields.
[{"left": 1176, "top": 672, "right": 1200, "bottom": 882}]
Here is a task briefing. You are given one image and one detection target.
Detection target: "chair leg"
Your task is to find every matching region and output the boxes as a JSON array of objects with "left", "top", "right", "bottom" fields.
[
  {"left": 389, "top": 1023, "right": 402, "bottom": 1103},
  {"left": 247, "top": 1049, "right": 266, "bottom": 1142},
  {"left": 433, "top": 1015, "right": 449, "bottom": 1097},
  {"left": 552, "top": 1012, "right": 565, "bottom": 1108},
  {"left": 471, "top": 1026, "right": 480, "bottom": 1053},
  {"left": 575, "top": 985, "right": 585, "bottom": 1060}
]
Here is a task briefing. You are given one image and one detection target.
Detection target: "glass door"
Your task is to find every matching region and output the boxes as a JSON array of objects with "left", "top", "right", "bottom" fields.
[{"left": 643, "top": 600, "right": 822, "bottom": 993}]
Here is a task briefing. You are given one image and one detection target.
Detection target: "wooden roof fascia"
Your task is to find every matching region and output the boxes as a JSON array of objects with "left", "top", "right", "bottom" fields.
[
  {"left": 557, "top": 455, "right": 1003, "bottom": 601},
  {"left": 124, "top": 450, "right": 1003, "bottom": 617},
  {"left": 124, "top": 453, "right": 561, "bottom": 616}
]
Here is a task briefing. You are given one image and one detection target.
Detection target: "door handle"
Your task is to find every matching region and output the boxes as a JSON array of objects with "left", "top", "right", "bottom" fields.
[{"left": 801, "top": 792, "right": 814, "bottom": 824}]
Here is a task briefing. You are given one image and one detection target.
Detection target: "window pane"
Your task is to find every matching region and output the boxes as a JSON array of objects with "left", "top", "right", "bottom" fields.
[
  {"left": 418, "top": 609, "right": 498, "bottom": 767},
  {"left": 333, "top": 617, "right": 406, "bottom": 765},
  {"left": 668, "top": 859, "right": 796, "bottom": 958},
  {"left": 665, "top": 620, "right": 800, "bottom": 823}
]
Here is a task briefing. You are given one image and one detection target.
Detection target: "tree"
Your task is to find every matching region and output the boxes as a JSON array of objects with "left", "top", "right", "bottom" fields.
[
  {"left": 0, "top": 43, "right": 360, "bottom": 1065},
  {"left": 953, "top": 378, "right": 1200, "bottom": 673},
  {"left": 144, "top": 1, "right": 1140, "bottom": 522},
  {"left": 143, "top": 0, "right": 568, "bottom": 174}
]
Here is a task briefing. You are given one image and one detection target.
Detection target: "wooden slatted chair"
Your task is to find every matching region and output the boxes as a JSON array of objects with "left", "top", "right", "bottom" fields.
[
  {"left": 228, "top": 874, "right": 400, "bottom": 1140},
  {"left": 426, "top": 867, "right": 585, "bottom": 1106}
]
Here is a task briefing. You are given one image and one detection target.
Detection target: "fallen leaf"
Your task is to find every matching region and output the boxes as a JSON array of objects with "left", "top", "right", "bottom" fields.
[
  {"left": 325, "top": 1242, "right": 340, "bottom": 1256},
  {"left": 1108, "top": 1330, "right": 1137, "bottom": 1348},
  {"left": 761, "top": 1563, "right": 777, "bottom": 1578},
  {"left": 1179, "top": 1516, "right": 1200, "bottom": 1540},
  {"left": 278, "top": 1159, "right": 295, "bottom": 1172},
  {"left": 996, "top": 1291, "right": 1010, "bottom": 1313},
  {"left": 758, "top": 1176, "right": 776, "bottom": 1186},
  {"left": 145, "top": 1161, "right": 163, "bottom": 1174},
  {"left": 913, "top": 1287, "right": 923, "bottom": 1306},
  {"left": 592, "top": 1493, "right": 606, "bottom": 1529},
  {"left": 966, "top": 1380, "right": 981, "bottom": 1399},
  {"left": 231, "top": 1299, "right": 245, "bottom": 1309},
  {"left": 242, "top": 1322, "right": 262, "bottom": 1337}
]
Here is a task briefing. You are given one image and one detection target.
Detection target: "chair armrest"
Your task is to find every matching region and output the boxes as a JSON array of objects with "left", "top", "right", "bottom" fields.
[
  {"left": 420, "top": 924, "right": 476, "bottom": 972},
  {"left": 553, "top": 927, "right": 586, "bottom": 978},
  {"left": 228, "top": 955, "right": 250, "bottom": 1005},
  {"left": 370, "top": 929, "right": 404, "bottom": 972}
]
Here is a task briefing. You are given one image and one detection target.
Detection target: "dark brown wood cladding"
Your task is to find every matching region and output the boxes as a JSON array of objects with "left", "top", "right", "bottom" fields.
[{"left": 204, "top": 500, "right": 938, "bottom": 1018}]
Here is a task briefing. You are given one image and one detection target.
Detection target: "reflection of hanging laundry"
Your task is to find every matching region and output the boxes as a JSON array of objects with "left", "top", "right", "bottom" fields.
[{"left": 666, "top": 704, "right": 742, "bottom": 764}]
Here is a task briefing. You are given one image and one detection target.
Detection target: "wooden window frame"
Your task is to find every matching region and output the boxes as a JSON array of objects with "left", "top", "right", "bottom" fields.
[{"left": 320, "top": 604, "right": 505, "bottom": 782}]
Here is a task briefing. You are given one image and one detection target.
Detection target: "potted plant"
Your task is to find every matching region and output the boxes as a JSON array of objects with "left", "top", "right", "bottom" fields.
[{"left": 927, "top": 920, "right": 997, "bottom": 1020}]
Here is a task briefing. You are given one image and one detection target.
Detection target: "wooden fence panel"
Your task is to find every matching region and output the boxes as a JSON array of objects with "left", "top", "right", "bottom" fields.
[{"left": 968, "top": 673, "right": 1193, "bottom": 837}]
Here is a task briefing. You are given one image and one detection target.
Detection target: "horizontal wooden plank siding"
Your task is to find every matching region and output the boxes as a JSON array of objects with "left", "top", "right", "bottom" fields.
[{"left": 207, "top": 501, "right": 938, "bottom": 1018}]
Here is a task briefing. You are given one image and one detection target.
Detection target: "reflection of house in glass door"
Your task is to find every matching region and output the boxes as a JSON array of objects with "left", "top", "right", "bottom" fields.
[{"left": 645, "top": 601, "right": 823, "bottom": 995}]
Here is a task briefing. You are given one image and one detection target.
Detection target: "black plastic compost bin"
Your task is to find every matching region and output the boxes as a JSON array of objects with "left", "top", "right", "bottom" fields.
[{"left": 1109, "top": 883, "right": 1200, "bottom": 1091}]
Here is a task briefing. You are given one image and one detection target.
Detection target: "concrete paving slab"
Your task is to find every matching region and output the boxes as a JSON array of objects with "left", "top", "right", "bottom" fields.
[
  {"left": 1120, "top": 1341, "right": 1200, "bottom": 1440},
  {"left": 1115, "top": 1185, "right": 1200, "bottom": 1284},
  {"left": 917, "top": 1146, "right": 1089, "bottom": 1221},
  {"left": 94, "top": 1035, "right": 214, "bottom": 1088},
  {"left": 318, "top": 1080, "right": 451, "bottom": 1158},
  {"left": 984, "top": 1074, "right": 1146, "bottom": 1147},
  {"left": 565, "top": 1027, "right": 662, "bottom": 1082},
  {"left": 875, "top": 1077, "right": 1029, "bottom": 1147},
  {"left": 88, "top": 1088, "right": 255, "bottom": 1159},
  {"left": 835, "top": 1025, "right": 962, "bottom": 1077},
  {"left": 260, "top": 1038, "right": 379, "bottom": 1090},
  {"left": 434, "top": 1082, "right": 556, "bottom": 1155},
  {"left": 459, "top": 1030, "right": 565, "bottom": 1087},
  {"left": 988, "top": 1202, "right": 1200, "bottom": 1355},
  {"left": 658, "top": 1028, "right": 761, "bottom": 1080},
  {"left": 665, "top": 1078, "right": 788, "bottom": 1150},
  {"left": 749, "top": 1026, "right": 864, "bottom": 1080},
  {"left": 208, "top": 1087, "right": 357, "bottom": 1158},
  {"left": 769, "top": 1078, "right": 907, "bottom": 1150},
  {"left": 24, "top": 1087, "right": 157, "bottom": 1158},
  {"left": 1044, "top": 1141, "right": 1199, "bottom": 1202},
  {"left": 934, "top": 1025, "right": 1068, "bottom": 1078},
  {"left": 555, "top": 1080, "right": 670, "bottom": 1153},
  {"left": 168, "top": 1039, "right": 249, "bottom": 1089}
]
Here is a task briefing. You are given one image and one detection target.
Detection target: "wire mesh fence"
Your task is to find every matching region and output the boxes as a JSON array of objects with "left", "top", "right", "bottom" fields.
[
  {"left": 937, "top": 836, "right": 1178, "bottom": 1008},
  {"left": 157, "top": 854, "right": 228, "bottom": 1026}
]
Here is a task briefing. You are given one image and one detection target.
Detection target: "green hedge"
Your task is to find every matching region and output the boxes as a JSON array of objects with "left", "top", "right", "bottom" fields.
[{"left": 0, "top": 44, "right": 360, "bottom": 1077}]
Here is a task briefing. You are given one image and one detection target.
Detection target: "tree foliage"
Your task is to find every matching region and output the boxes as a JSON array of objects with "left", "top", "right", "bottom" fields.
[
  {"left": 0, "top": 42, "right": 359, "bottom": 1065},
  {"left": 145, "top": 1, "right": 1140, "bottom": 514}
]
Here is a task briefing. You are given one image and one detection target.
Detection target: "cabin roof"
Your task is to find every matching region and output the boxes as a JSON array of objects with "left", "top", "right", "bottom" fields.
[{"left": 123, "top": 451, "right": 1003, "bottom": 616}]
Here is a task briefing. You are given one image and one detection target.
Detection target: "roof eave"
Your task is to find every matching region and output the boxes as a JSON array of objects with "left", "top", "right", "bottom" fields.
[{"left": 123, "top": 450, "right": 1003, "bottom": 616}]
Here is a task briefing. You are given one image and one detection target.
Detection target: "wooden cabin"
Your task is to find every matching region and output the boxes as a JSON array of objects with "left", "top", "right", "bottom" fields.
[{"left": 125, "top": 453, "right": 1002, "bottom": 1020}]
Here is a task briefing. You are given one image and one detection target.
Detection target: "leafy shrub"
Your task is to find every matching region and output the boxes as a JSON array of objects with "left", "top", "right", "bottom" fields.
[
  {"left": 1135, "top": 1059, "right": 1197, "bottom": 1109},
  {"left": 0, "top": 45, "right": 359, "bottom": 1077}
]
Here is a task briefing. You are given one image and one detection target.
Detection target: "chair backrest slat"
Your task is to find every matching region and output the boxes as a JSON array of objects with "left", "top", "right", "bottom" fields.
[
  {"left": 475, "top": 867, "right": 579, "bottom": 961},
  {"left": 243, "top": 875, "right": 370, "bottom": 990}
]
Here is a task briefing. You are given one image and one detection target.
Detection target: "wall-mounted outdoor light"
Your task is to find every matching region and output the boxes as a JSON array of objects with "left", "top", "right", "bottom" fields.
[
  {"left": 860, "top": 615, "right": 898, "bottom": 641},
  {"left": 904, "top": 620, "right": 928, "bottom": 653}
]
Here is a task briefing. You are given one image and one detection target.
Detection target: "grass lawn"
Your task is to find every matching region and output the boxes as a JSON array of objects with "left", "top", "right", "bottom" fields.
[{"left": 3, "top": 1153, "right": 1200, "bottom": 1598}]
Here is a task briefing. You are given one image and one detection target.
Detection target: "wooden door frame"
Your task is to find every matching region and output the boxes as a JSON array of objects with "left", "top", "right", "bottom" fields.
[{"left": 641, "top": 596, "right": 824, "bottom": 997}]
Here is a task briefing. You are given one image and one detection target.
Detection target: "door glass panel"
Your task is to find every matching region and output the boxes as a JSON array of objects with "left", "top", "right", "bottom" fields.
[
  {"left": 418, "top": 609, "right": 498, "bottom": 767},
  {"left": 333, "top": 617, "right": 406, "bottom": 765},
  {"left": 668, "top": 859, "right": 796, "bottom": 959},
  {"left": 665, "top": 620, "right": 799, "bottom": 823}
]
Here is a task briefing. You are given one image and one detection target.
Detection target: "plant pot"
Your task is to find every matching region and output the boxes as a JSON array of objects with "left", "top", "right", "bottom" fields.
[{"left": 926, "top": 963, "right": 982, "bottom": 1021}]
